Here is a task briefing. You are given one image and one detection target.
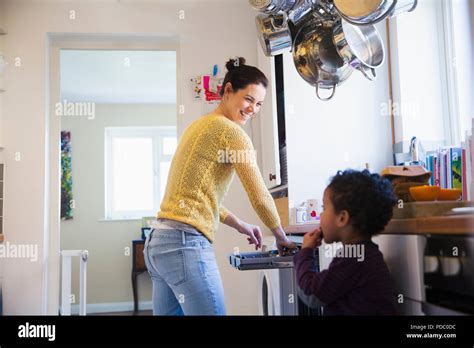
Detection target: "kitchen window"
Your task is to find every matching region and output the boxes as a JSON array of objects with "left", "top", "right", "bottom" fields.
[
  {"left": 104, "top": 127, "right": 177, "bottom": 220},
  {"left": 390, "top": 0, "right": 473, "bottom": 149}
]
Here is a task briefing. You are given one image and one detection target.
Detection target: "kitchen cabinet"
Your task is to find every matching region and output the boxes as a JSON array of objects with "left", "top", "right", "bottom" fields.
[{"left": 253, "top": 40, "right": 282, "bottom": 190}]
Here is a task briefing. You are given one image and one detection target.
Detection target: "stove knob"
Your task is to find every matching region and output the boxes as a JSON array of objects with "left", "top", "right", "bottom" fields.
[
  {"left": 439, "top": 256, "right": 461, "bottom": 276},
  {"left": 423, "top": 256, "right": 439, "bottom": 273}
]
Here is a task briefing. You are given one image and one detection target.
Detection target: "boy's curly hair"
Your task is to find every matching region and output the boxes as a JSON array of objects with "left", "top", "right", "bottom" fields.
[{"left": 327, "top": 169, "right": 397, "bottom": 237}]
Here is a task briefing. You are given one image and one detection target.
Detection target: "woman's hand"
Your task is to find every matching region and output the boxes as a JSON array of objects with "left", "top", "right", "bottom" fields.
[
  {"left": 275, "top": 234, "right": 297, "bottom": 256},
  {"left": 237, "top": 221, "right": 263, "bottom": 250},
  {"left": 222, "top": 212, "right": 263, "bottom": 250},
  {"left": 302, "top": 227, "right": 323, "bottom": 250},
  {"left": 271, "top": 226, "right": 296, "bottom": 255}
]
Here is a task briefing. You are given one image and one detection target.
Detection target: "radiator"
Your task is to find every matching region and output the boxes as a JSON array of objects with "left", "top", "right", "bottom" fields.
[{"left": 60, "top": 250, "right": 89, "bottom": 316}]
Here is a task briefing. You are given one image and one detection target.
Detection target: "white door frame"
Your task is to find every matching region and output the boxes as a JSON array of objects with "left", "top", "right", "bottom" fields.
[{"left": 44, "top": 33, "right": 181, "bottom": 314}]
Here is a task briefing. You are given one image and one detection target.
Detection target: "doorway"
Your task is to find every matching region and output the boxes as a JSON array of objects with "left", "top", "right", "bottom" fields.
[{"left": 46, "top": 34, "right": 179, "bottom": 315}]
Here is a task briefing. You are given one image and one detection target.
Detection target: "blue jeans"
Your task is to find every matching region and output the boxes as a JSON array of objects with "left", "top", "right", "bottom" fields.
[{"left": 143, "top": 228, "right": 226, "bottom": 315}]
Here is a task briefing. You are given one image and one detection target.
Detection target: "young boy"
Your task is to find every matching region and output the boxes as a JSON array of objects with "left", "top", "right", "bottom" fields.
[{"left": 294, "top": 169, "right": 397, "bottom": 315}]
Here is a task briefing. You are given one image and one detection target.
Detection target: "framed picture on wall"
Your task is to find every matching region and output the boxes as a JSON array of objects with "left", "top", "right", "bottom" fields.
[{"left": 61, "top": 131, "right": 73, "bottom": 220}]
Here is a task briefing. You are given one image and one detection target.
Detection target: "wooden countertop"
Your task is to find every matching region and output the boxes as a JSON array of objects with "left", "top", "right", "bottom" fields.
[
  {"left": 383, "top": 214, "right": 473, "bottom": 235},
  {"left": 285, "top": 223, "right": 320, "bottom": 234},
  {"left": 285, "top": 214, "right": 474, "bottom": 236}
]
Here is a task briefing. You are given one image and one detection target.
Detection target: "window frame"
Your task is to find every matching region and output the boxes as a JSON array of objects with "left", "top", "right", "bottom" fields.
[
  {"left": 104, "top": 126, "right": 176, "bottom": 220},
  {"left": 440, "top": 0, "right": 461, "bottom": 145}
]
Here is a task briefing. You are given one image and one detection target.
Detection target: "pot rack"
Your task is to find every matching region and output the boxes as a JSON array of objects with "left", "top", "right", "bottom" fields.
[{"left": 249, "top": 0, "right": 418, "bottom": 101}]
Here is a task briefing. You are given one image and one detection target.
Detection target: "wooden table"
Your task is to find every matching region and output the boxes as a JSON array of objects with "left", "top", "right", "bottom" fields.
[{"left": 131, "top": 239, "right": 147, "bottom": 314}]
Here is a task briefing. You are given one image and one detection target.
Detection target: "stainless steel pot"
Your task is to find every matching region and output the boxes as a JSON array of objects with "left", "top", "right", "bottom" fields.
[
  {"left": 333, "top": 0, "right": 418, "bottom": 26},
  {"left": 332, "top": 19, "right": 384, "bottom": 81},
  {"left": 249, "top": 0, "right": 297, "bottom": 14},
  {"left": 293, "top": 19, "right": 353, "bottom": 101},
  {"left": 288, "top": 0, "right": 314, "bottom": 25},
  {"left": 256, "top": 13, "right": 292, "bottom": 57},
  {"left": 391, "top": 0, "right": 418, "bottom": 17}
]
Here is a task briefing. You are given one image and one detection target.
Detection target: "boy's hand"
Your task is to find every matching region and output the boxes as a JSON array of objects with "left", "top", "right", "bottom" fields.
[{"left": 302, "top": 228, "right": 323, "bottom": 249}]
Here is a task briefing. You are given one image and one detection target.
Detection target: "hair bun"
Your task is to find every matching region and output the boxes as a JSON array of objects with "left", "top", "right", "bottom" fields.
[{"left": 225, "top": 57, "right": 246, "bottom": 72}]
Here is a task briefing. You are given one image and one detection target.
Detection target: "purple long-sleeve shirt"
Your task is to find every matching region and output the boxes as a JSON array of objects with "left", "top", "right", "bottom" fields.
[{"left": 294, "top": 240, "right": 396, "bottom": 315}]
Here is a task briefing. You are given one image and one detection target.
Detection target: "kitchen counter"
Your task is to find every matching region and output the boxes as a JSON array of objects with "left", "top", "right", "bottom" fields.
[
  {"left": 285, "top": 214, "right": 474, "bottom": 236},
  {"left": 382, "top": 214, "right": 473, "bottom": 235}
]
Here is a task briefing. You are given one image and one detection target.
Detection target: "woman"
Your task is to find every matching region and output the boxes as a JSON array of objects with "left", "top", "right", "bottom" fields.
[{"left": 144, "top": 57, "right": 295, "bottom": 315}]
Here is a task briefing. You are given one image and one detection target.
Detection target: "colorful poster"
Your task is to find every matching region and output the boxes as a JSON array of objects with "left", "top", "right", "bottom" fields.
[
  {"left": 202, "top": 75, "right": 223, "bottom": 104},
  {"left": 191, "top": 76, "right": 202, "bottom": 100},
  {"left": 61, "top": 131, "right": 73, "bottom": 220}
]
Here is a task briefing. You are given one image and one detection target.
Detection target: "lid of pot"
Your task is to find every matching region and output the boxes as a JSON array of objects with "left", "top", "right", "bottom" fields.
[
  {"left": 334, "top": 0, "right": 384, "bottom": 18},
  {"left": 249, "top": 0, "right": 272, "bottom": 10}
]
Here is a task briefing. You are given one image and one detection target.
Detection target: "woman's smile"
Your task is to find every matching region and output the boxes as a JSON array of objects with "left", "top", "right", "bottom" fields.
[{"left": 239, "top": 111, "right": 253, "bottom": 121}]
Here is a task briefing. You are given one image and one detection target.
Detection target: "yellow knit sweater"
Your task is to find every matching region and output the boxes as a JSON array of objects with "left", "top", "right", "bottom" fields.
[{"left": 158, "top": 113, "right": 281, "bottom": 242}]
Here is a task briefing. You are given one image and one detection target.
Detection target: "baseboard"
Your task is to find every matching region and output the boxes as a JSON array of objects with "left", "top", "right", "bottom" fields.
[{"left": 69, "top": 301, "right": 153, "bottom": 315}]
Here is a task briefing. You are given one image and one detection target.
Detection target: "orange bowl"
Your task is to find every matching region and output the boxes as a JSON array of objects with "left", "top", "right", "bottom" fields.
[
  {"left": 409, "top": 185, "right": 440, "bottom": 201},
  {"left": 437, "top": 188, "right": 462, "bottom": 201}
]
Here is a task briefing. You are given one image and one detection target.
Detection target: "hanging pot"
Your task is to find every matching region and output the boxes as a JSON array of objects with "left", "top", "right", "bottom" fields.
[
  {"left": 288, "top": 0, "right": 315, "bottom": 25},
  {"left": 333, "top": 0, "right": 418, "bottom": 26},
  {"left": 332, "top": 19, "right": 385, "bottom": 81},
  {"left": 256, "top": 13, "right": 292, "bottom": 57},
  {"left": 390, "top": 0, "right": 418, "bottom": 17},
  {"left": 249, "top": 0, "right": 297, "bottom": 14},
  {"left": 293, "top": 19, "right": 353, "bottom": 101}
]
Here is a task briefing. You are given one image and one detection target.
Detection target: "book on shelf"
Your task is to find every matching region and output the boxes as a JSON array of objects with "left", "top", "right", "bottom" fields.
[{"left": 425, "top": 130, "right": 473, "bottom": 201}]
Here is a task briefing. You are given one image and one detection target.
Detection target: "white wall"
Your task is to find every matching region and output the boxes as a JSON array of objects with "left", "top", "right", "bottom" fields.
[
  {"left": 2, "top": 0, "right": 264, "bottom": 315},
  {"left": 283, "top": 21, "right": 393, "bottom": 212},
  {"left": 60, "top": 104, "right": 175, "bottom": 309}
]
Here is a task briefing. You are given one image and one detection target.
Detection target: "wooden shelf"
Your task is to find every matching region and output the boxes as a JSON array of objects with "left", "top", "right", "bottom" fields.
[
  {"left": 383, "top": 215, "right": 474, "bottom": 235},
  {"left": 286, "top": 215, "right": 474, "bottom": 236}
]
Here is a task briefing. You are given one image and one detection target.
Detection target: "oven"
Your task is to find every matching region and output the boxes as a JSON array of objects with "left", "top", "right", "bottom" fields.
[
  {"left": 423, "top": 235, "right": 474, "bottom": 315},
  {"left": 374, "top": 233, "right": 474, "bottom": 316}
]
